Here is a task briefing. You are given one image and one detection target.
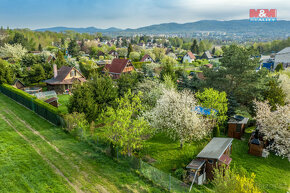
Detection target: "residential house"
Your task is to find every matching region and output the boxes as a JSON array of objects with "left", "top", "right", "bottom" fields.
[
  {"left": 201, "top": 51, "right": 213, "bottom": 60},
  {"left": 140, "top": 54, "right": 154, "bottom": 63},
  {"left": 97, "top": 60, "right": 111, "bottom": 66},
  {"left": 108, "top": 50, "right": 119, "bottom": 59},
  {"left": 183, "top": 51, "right": 196, "bottom": 63},
  {"left": 97, "top": 51, "right": 105, "bottom": 58},
  {"left": 47, "top": 55, "right": 56, "bottom": 64},
  {"left": 44, "top": 64, "right": 86, "bottom": 94},
  {"left": 274, "top": 47, "right": 290, "bottom": 70},
  {"left": 102, "top": 58, "right": 135, "bottom": 79}
]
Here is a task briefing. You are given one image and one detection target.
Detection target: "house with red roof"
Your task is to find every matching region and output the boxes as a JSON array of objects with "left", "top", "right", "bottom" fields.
[
  {"left": 44, "top": 64, "right": 86, "bottom": 93},
  {"left": 108, "top": 50, "right": 119, "bottom": 59},
  {"left": 183, "top": 51, "right": 196, "bottom": 63},
  {"left": 102, "top": 58, "right": 135, "bottom": 79},
  {"left": 140, "top": 54, "right": 154, "bottom": 63}
]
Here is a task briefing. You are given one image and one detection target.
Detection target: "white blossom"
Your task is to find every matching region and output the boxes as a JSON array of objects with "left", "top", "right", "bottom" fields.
[
  {"left": 254, "top": 100, "right": 290, "bottom": 161},
  {"left": 279, "top": 73, "right": 290, "bottom": 103},
  {"left": 145, "top": 89, "right": 213, "bottom": 146},
  {"left": 0, "top": 43, "right": 27, "bottom": 59}
]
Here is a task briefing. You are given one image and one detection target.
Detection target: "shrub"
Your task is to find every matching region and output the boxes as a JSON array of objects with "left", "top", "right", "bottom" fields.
[
  {"left": 212, "top": 166, "right": 261, "bottom": 193},
  {"left": 1, "top": 84, "right": 36, "bottom": 100},
  {"left": 174, "top": 168, "right": 186, "bottom": 180}
]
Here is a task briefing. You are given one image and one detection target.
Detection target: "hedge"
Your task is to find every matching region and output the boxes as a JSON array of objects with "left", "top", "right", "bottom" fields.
[
  {"left": 1, "top": 84, "right": 36, "bottom": 100},
  {"left": 0, "top": 84, "right": 63, "bottom": 126}
]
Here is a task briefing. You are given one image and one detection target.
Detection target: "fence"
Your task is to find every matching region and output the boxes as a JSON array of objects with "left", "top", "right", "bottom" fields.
[
  {"left": 0, "top": 84, "right": 63, "bottom": 126},
  {"left": 0, "top": 84, "right": 194, "bottom": 192},
  {"left": 70, "top": 130, "right": 192, "bottom": 193}
]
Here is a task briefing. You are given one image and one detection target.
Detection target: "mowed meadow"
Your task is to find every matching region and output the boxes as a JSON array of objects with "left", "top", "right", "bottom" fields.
[{"left": 0, "top": 93, "right": 162, "bottom": 193}]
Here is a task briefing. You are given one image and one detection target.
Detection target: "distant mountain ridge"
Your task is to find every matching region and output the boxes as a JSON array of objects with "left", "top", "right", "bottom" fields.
[
  {"left": 35, "top": 19, "right": 290, "bottom": 34},
  {"left": 35, "top": 26, "right": 122, "bottom": 33}
]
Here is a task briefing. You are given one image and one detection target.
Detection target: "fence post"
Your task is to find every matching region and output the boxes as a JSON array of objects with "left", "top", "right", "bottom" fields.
[
  {"left": 116, "top": 147, "right": 118, "bottom": 160},
  {"left": 31, "top": 98, "right": 35, "bottom": 112},
  {"left": 139, "top": 158, "right": 141, "bottom": 170},
  {"left": 169, "top": 174, "right": 171, "bottom": 192}
]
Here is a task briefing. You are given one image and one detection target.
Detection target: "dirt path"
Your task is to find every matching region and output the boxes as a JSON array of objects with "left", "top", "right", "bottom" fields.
[
  {"left": 3, "top": 108, "right": 113, "bottom": 193},
  {"left": 0, "top": 113, "right": 84, "bottom": 193},
  {"left": 5, "top": 109, "right": 65, "bottom": 156}
]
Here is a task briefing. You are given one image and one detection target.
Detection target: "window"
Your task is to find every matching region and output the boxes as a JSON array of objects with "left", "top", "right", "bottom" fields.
[
  {"left": 70, "top": 70, "right": 75, "bottom": 77},
  {"left": 208, "top": 159, "right": 214, "bottom": 164}
]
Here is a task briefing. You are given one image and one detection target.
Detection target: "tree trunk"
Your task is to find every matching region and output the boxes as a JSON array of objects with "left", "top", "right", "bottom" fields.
[{"left": 180, "top": 141, "right": 183, "bottom": 149}]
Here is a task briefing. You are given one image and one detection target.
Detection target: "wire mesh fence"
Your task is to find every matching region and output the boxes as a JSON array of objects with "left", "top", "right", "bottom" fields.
[
  {"left": 0, "top": 85, "right": 62, "bottom": 126},
  {"left": 0, "top": 85, "right": 193, "bottom": 192}
]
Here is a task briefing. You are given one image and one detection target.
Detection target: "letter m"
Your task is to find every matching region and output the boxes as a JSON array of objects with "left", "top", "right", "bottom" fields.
[
  {"left": 265, "top": 9, "right": 277, "bottom": 17},
  {"left": 250, "top": 9, "right": 259, "bottom": 18}
]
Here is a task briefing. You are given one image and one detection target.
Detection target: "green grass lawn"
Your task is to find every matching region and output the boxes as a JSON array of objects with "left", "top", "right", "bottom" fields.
[
  {"left": 0, "top": 93, "right": 162, "bottom": 193},
  {"left": 140, "top": 133, "right": 209, "bottom": 173},
  {"left": 231, "top": 136, "right": 290, "bottom": 193},
  {"left": 141, "top": 133, "right": 290, "bottom": 193},
  {"left": 57, "top": 94, "right": 71, "bottom": 114}
]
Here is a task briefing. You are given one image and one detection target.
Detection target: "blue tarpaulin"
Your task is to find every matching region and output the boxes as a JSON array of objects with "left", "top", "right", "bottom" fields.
[
  {"left": 262, "top": 62, "right": 273, "bottom": 70},
  {"left": 194, "top": 106, "right": 218, "bottom": 116}
]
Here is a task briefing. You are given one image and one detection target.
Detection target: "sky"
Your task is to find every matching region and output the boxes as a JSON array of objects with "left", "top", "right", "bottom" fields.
[{"left": 0, "top": 0, "right": 289, "bottom": 29}]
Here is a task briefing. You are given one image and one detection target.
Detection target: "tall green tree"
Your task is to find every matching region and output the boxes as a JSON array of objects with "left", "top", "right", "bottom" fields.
[
  {"left": 100, "top": 90, "right": 150, "bottom": 156},
  {"left": 202, "top": 45, "right": 269, "bottom": 105},
  {"left": 117, "top": 72, "right": 140, "bottom": 97},
  {"left": 27, "top": 64, "right": 46, "bottom": 83},
  {"left": 196, "top": 88, "right": 228, "bottom": 135},
  {"left": 68, "top": 74, "right": 118, "bottom": 122},
  {"left": 0, "top": 59, "right": 13, "bottom": 84},
  {"left": 67, "top": 39, "right": 80, "bottom": 57},
  {"left": 55, "top": 50, "right": 68, "bottom": 68},
  {"left": 127, "top": 43, "right": 133, "bottom": 58},
  {"left": 190, "top": 39, "right": 199, "bottom": 54},
  {"left": 38, "top": 43, "right": 43, "bottom": 51},
  {"left": 68, "top": 84, "right": 98, "bottom": 122},
  {"left": 264, "top": 78, "right": 286, "bottom": 110}
]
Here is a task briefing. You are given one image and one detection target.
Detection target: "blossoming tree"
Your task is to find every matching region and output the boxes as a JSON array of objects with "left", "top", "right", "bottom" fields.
[
  {"left": 254, "top": 100, "right": 290, "bottom": 160},
  {"left": 146, "top": 89, "right": 213, "bottom": 148}
]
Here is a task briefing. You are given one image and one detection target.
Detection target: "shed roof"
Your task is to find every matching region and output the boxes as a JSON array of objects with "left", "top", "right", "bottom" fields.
[
  {"left": 186, "top": 159, "right": 205, "bottom": 170},
  {"left": 228, "top": 116, "right": 249, "bottom": 124},
  {"left": 197, "top": 137, "right": 233, "bottom": 159},
  {"left": 44, "top": 97, "right": 58, "bottom": 104}
]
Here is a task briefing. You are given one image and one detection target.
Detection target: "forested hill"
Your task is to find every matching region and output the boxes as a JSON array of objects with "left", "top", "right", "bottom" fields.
[{"left": 35, "top": 19, "right": 290, "bottom": 34}]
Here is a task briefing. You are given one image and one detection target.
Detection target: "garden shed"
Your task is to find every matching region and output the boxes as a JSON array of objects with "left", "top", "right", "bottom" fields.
[
  {"left": 196, "top": 137, "right": 233, "bottom": 180},
  {"left": 186, "top": 159, "right": 206, "bottom": 185},
  {"left": 248, "top": 128, "right": 268, "bottom": 157},
  {"left": 44, "top": 97, "right": 58, "bottom": 108},
  {"left": 228, "top": 115, "right": 249, "bottom": 139}
]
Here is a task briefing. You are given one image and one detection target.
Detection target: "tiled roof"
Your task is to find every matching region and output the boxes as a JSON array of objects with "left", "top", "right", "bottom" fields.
[
  {"left": 45, "top": 66, "right": 86, "bottom": 85},
  {"left": 140, "top": 54, "right": 153, "bottom": 62},
  {"left": 187, "top": 51, "right": 196, "bottom": 59},
  {"left": 103, "top": 58, "right": 130, "bottom": 74}
]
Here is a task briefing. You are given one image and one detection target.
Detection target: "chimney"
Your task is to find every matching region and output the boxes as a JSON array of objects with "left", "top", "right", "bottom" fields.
[{"left": 53, "top": 64, "right": 58, "bottom": 78}]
